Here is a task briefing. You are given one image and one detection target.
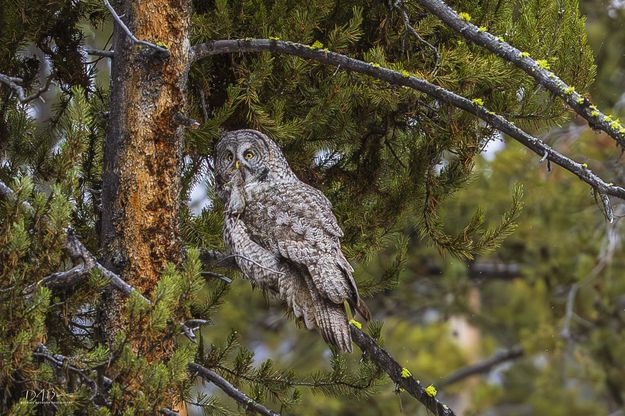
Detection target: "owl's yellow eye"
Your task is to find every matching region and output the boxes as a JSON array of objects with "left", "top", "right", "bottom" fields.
[
  {"left": 244, "top": 151, "right": 254, "bottom": 160},
  {"left": 226, "top": 153, "right": 234, "bottom": 162}
]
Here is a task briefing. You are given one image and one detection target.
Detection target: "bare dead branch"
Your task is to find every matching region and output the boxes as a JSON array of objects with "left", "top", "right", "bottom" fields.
[
  {"left": 175, "top": 112, "right": 201, "bottom": 129},
  {"left": 66, "top": 231, "right": 149, "bottom": 301},
  {"left": 0, "top": 72, "right": 53, "bottom": 104},
  {"left": 350, "top": 325, "right": 456, "bottom": 415},
  {"left": 84, "top": 47, "right": 115, "bottom": 58},
  {"left": 190, "top": 39, "right": 625, "bottom": 206},
  {"left": 414, "top": 0, "right": 625, "bottom": 148},
  {"left": 102, "top": 0, "right": 169, "bottom": 57},
  {"left": 438, "top": 345, "right": 524, "bottom": 387},
  {"left": 188, "top": 363, "right": 281, "bottom": 416},
  {"left": 27, "top": 264, "right": 90, "bottom": 294},
  {"left": 0, "top": 179, "right": 148, "bottom": 303}
]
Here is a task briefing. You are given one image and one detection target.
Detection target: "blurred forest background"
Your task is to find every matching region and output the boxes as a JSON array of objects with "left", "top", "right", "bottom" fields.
[{"left": 2, "top": 0, "right": 625, "bottom": 415}]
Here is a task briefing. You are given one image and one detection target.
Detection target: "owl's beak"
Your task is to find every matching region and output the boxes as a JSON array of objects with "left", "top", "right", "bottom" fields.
[{"left": 235, "top": 160, "right": 240, "bottom": 170}]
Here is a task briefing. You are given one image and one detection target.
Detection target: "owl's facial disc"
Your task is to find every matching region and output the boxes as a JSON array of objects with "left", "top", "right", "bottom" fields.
[{"left": 216, "top": 130, "right": 277, "bottom": 186}]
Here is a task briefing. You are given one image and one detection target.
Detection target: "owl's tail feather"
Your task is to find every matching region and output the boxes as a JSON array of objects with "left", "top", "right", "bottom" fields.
[{"left": 315, "top": 302, "right": 353, "bottom": 353}]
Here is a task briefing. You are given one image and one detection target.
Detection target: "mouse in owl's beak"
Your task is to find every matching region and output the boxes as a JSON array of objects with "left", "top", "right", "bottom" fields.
[{"left": 223, "top": 170, "right": 246, "bottom": 216}]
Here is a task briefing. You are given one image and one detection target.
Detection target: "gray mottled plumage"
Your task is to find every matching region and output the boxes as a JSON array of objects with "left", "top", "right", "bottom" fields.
[{"left": 215, "top": 129, "right": 370, "bottom": 352}]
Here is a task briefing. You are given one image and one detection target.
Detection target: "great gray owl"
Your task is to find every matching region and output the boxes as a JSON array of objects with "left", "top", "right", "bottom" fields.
[{"left": 215, "top": 129, "right": 370, "bottom": 352}]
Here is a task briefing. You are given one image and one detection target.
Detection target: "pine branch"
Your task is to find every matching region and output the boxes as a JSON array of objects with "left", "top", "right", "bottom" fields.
[
  {"left": 188, "top": 363, "right": 281, "bottom": 416},
  {"left": 414, "top": 0, "right": 625, "bottom": 148},
  {"left": 102, "top": 0, "right": 169, "bottom": 58},
  {"left": 438, "top": 345, "right": 524, "bottom": 388},
  {"left": 190, "top": 39, "right": 625, "bottom": 212},
  {"left": 0, "top": 72, "right": 53, "bottom": 104},
  {"left": 350, "top": 325, "right": 456, "bottom": 416}
]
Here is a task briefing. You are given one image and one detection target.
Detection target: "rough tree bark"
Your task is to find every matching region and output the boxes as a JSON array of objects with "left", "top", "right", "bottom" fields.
[{"left": 100, "top": 0, "right": 191, "bottom": 343}]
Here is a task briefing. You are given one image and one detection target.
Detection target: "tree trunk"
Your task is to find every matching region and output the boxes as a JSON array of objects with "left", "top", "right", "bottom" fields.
[{"left": 100, "top": 0, "right": 191, "bottom": 343}]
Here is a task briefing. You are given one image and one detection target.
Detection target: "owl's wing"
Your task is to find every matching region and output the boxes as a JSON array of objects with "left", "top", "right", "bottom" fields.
[
  {"left": 224, "top": 217, "right": 318, "bottom": 329},
  {"left": 244, "top": 182, "right": 362, "bottom": 309}
]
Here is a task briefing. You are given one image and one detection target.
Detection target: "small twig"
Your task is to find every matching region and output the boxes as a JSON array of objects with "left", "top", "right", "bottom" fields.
[
  {"left": 204, "top": 251, "right": 286, "bottom": 275},
  {"left": 84, "top": 47, "right": 115, "bottom": 58},
  {"left": 200, "top": 249, "right": 239, "bottom": 269},
  {"left": 102, "top": 0, "right": 169, "bottom": 57},
  {"left": 201, "top": 271, "right": 233, "bottom": 284},
  {"left": 225, "top": 254, "right": 286, "bottom": 275},
  {"left": 64, "top": 231, "right": 150, "bottom": 302},
  {"left": 438, "top": 345, "right": 524, "bottom": 387},
  {"left": 181, "top": 319, "right": 209, "bottom": 342},
  {"left": 393, "top": 0, "right": 440, "bottom": 75},
  {"left": 350, "top": 325, "right": 455, "bottom": 416},
  {"left": 384, "top": 140, "right": 408, "bottom": 169},
  {"left": 561, "top": 284, "right": 579, "bottom": 340},
  {"left": 0, "top": 73, "right": 26, "bottom": 100},
  {"left": 561, "top": 219, "right": 620, "bottom": 340},
  {"left": 600, "top": 193, "right": 614, "bottom": 223},
  {"left": 198, "top": 88, "right": 209, "bottom": 123},
  {"left": 188, "top": 363, "right": 281, "bottom": 416},
  {"left": 0, "top": 285, "right": 15, "bottom": 293}
]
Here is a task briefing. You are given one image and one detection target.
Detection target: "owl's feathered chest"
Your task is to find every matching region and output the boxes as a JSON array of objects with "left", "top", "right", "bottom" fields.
[
  {"left": 225, "top": 180, "right": 342, "bottom": 253},
  {"left": 239, "top": 182, "right": 296, "bottom": 250}
]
